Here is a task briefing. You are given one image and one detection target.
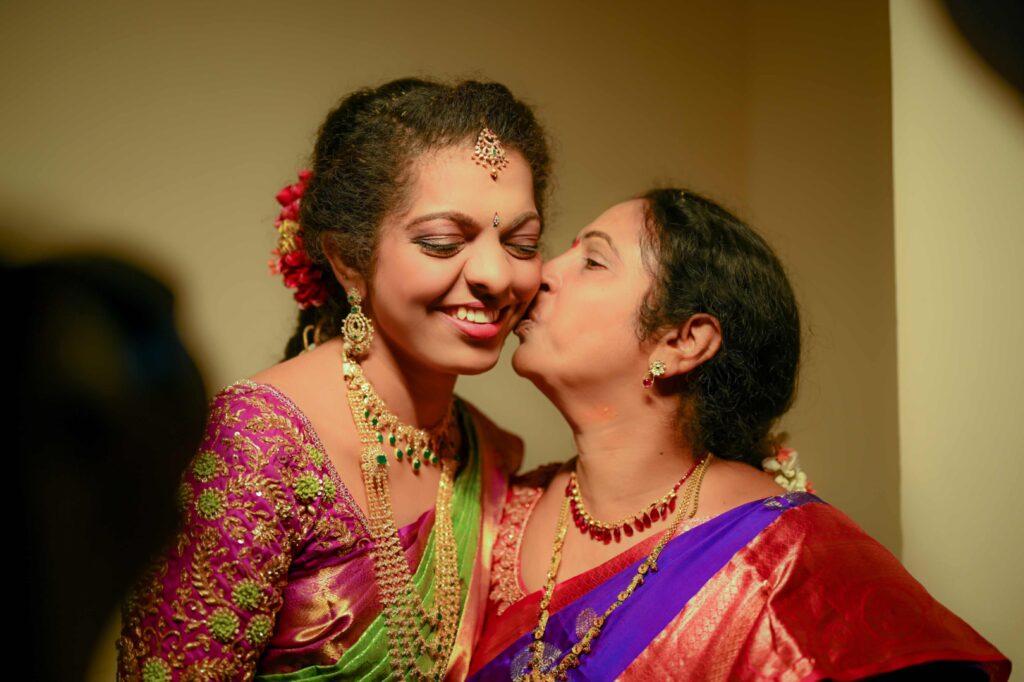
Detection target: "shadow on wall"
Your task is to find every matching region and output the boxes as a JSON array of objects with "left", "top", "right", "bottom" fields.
[
  {"left": 5, "top": 252, "right": 206, "bottom": 682},
  {"left": 944, "top": 0, "right": 1024, "bottom": 98}
]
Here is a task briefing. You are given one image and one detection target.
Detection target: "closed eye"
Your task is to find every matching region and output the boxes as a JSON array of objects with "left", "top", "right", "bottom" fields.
[
  {"left": 505, "top": 241, "right": 540, "bottom": 259},
  {"left": 415, "top": 238, "right": 464, "bottom": 257}
]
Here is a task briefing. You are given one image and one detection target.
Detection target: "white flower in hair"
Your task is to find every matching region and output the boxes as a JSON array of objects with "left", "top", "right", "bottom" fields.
[{"left": 762, "top": 447, "right": 814, "bottom": 493}]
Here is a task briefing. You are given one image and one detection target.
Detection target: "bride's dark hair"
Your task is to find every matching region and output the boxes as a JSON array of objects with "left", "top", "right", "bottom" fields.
[{"left": 638, "top": 189, "right": 801, "bottom": 466}]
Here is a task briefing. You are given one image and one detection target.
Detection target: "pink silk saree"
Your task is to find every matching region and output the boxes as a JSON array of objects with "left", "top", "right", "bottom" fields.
[{"left": 118, "top": 381, "right": 517, "bottom": 681}]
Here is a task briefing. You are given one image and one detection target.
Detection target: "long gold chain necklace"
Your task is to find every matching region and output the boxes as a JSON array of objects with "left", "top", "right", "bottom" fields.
[
  {"left": 524, "top": 455, "right": 713, "bottom": 681},
  {"left": 565, "top": 457, "right": 701, "bottom": 543},
  {"left": 343, "top": 356, "right": 462, "bottom": 681}
]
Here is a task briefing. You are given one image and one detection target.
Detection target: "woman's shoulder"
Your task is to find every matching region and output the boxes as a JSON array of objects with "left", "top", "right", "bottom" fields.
[
  {"left": 743, "top": 498, "right": 1010, "bottom": 679},
  {"left": 208, "top": 380, "right": 318, "bottom": 449},
  {"left": 201, "top": 380, "right": 333, "bottom": 504},
  {"left": 455, "top": 397, "right": 525, "bottom": 476}
]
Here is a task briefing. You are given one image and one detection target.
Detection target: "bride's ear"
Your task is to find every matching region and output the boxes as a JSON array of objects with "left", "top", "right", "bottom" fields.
[
  {"left": 322, "top": 235, "right": 366, "bottom": 295},
  {"left": 651, "top": 313, "right": 722, "bottom": 378}
]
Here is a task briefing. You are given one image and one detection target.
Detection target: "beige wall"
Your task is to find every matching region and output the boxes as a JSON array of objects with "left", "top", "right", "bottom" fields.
[
  {"left": 892, "top": 0, "right": 1024, "bottom": 665},
  {"left": 742, "top": 0, "right": 900, "bottom": 553}
]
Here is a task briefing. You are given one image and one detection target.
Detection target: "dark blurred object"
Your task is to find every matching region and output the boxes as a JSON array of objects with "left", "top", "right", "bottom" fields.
[
  {"left": 6, "top": 255, "right": 206, "bottom": 682},
  {"left": 945, "top": 0, "right": 1024, "bottom": 96}
]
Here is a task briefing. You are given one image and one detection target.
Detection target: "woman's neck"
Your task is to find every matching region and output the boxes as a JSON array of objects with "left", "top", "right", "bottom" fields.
[
  {"left": 352, "top": 338, "right": 457, "bottom": 428},
  {"left": 558, "top": 384, "right": 698, "bottom": 521}
]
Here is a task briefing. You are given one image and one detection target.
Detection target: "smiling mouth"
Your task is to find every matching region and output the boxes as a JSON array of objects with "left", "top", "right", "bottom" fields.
[
  {"left": 439, "top": 305, "right": 512, "bottom": 340},
  {"left": 441, "top": 305, "right": 505, "bottom": 325}
]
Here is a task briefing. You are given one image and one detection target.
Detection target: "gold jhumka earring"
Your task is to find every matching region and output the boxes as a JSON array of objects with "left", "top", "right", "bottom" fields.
[{"left": 341, "top": 287, "right": 374, "bottom": 357}]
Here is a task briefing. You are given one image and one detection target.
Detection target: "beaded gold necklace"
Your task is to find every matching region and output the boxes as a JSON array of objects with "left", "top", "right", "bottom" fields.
[
  {"left": 343, "top": 356, "right": 462, "bottom": 681},
  {"left": 524, "top": 455, "right": 713, "bottom": 681}
]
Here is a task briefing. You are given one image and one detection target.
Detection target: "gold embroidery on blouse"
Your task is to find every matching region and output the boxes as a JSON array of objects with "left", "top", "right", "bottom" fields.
[
  {"left": 117, "top": 382, "right": 362, "bottom": 681},
  {"left": 490, "top": 464, "right": 562, "bottom": 615}
]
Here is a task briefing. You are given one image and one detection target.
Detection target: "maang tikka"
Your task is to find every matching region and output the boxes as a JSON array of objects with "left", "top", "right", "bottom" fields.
[
  {"left": 471, "top": 127, "right": 509, "bottom": 180},
  {"left": 643, "top": 360, "right": 667, "bottom": 389},
  {"left": 342, "top": 287, "right": 374, "bottom": 357}
]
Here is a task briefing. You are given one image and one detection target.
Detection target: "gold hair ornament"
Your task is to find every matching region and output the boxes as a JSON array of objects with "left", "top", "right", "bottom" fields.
[{"left": 471, "top": 127, "right": 509, "bottom": 180}]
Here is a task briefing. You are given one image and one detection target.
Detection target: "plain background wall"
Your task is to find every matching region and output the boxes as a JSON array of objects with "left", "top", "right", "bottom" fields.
[
  {"left": 2, "top": 0, "right": 1017, "bottom": 676},
  {"left": 742, "top": 0, "right": 900, "bottom": 554},
  {"left": 892, "top": 0, "right": 1024, "bottom": 666}
]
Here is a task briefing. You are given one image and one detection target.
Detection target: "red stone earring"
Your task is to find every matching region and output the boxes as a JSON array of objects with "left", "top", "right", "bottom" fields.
[{"left": 642, "top": 361, "right": 667, "bottom": 389}]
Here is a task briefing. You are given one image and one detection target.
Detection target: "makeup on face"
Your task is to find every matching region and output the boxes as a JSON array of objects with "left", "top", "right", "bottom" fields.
[{"left": 367, "top": 145, "right": 542, "bottom": 376}]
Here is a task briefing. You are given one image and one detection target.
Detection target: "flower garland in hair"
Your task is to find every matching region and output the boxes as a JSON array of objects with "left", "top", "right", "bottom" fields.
[
  {"left": 267, "top": 170, "right": 329, "bottom": 309},
  {"left": 762, "top": 446, "right": 815, "bottom": 493}
]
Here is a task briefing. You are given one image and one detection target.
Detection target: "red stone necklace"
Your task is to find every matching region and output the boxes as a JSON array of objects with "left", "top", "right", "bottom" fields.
[{"left": 565, "top": 457, "right": 702, "bottom": 543}]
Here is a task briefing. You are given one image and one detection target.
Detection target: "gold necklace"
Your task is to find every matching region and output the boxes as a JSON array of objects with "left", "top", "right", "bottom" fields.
[
  {"left": 525, "top": 455, "right": 713, "bottom": 681},
  {"left": 344, "top": 357, "right": 462, "bottom": 681},
  {"left": 343, "top": 357, "right": 457, "bottom": 470},
  {"left": 566, "top": 456, "right": 701, "bottom": 543}
]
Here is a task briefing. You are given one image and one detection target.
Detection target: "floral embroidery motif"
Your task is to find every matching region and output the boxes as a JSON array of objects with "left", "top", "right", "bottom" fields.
[
  {"left": 116, "top": 382, "right": 368, "bottom": 681},
  {"left": 510, "top": 641, "right": 562, "bottom": 680},
  {"left": 305, "top": 444, "right": 325, "bottom": 468},
  {"left": 208, "top": 607, "right": 240, "bottom": 643},
  {"left": 293, "top": 474, "right": 321, "bottom": 503},
  {"left": 176, "top": 482, "right": 193, "bottom": 514},
  {"left": 322, "top": 476, "right": 337, "bottom": 505},
  {"left": 140, "top": 658, "right": 171, "bottom": 682},
  {"left": 575, "top": 607, "right": 599, "bottom": 638},
  {"left": 195, "top": 489, "right": 225, "bottom": 520},
  {"left": 232, "top": 580, "right": 265, "bottom": 611},
  {"left": 192, "top": 452, "right": 219, "bottom": 482},
  {"left": 763, "top": 491, "right": 816, "bottom": 510},
  {"left": 246, "top": 614, "right": 274, "bottom": 645}
]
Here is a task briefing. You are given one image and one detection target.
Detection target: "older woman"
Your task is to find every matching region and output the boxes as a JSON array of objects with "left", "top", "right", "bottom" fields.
[
  {"left": 469, "top": 190, "right": 1009, "bottom": 681},
  {"left": 118, "top": 78, "right": 550, "bottom": 681}
]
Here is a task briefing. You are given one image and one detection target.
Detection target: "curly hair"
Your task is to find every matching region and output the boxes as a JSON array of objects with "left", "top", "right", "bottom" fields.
[
  {"left": 283, "top": 77, "right": 552, "bottom": 359},
  {"left": 638, "top": 189, "right": 801, "bottom": 466}
]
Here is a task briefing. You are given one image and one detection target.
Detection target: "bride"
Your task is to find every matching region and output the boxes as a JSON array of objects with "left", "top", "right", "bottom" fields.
[{"left": 118, "top": 77, "right": 551, "bottom": 681}]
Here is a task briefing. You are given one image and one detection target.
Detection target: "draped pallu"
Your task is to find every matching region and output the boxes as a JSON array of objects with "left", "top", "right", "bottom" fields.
[{"left": 470, "top": 479, "right": 1010, "bottom": 682}]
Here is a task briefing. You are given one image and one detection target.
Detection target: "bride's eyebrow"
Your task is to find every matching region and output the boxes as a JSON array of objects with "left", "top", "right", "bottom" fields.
[{"left": 407, "top": 211, "right": 478, "bottom": 230}]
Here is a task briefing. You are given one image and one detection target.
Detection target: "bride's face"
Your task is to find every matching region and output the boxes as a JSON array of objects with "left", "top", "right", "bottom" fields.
[
  {"left": 513, "top": 199, "right": 653, "bottom": 391},
  {"left": 368, "top": 144, "right": 543, "bottom": 376}
]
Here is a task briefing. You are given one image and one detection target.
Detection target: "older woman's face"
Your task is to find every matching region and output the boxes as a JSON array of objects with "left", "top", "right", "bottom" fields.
[{"left": 512, "top": 199, "right": 653, "bottom": 391}]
